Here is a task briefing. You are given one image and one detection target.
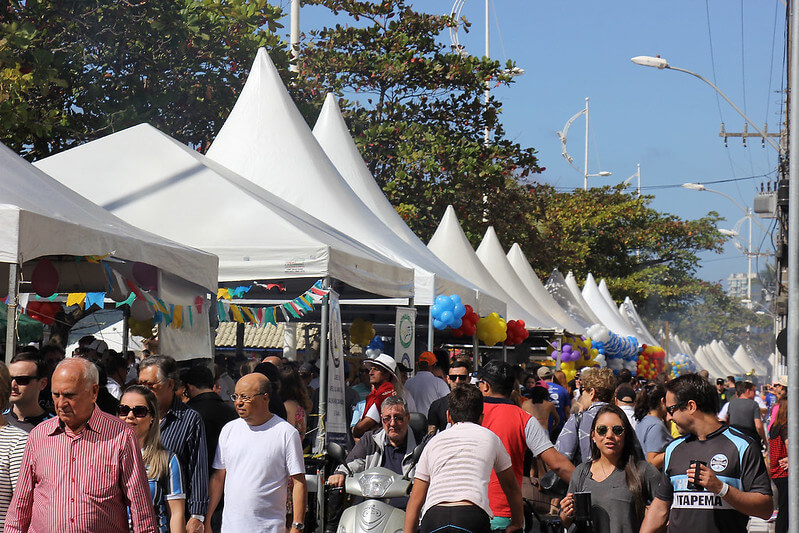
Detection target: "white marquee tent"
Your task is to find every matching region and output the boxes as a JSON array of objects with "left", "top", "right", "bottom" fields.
[
  {"left": 35, "top": 124, "right": 414, "bottom": 300},
  {"left": 312, "top": 94, "right": 505, "bottom": 316},
  {"left": 564, "top": 272, "right": 605, "bottom": 326},
  {"left": 545, "top": 269, "right": 602, "bottom": 327},
  {"left": 582, "top": 274, "right": 639, "bottom": 338},
  {"left": 205, "top": 48, "right": 476, "bottom": 307},
  {"left": 507, "top": 244, "right": 588, "bottom": 333},
  {"left": 618, "top": 297, "right": 659, "bottom": 346},
  {"left": 2, "top": 141, "right": 218, "bottom": 359}
]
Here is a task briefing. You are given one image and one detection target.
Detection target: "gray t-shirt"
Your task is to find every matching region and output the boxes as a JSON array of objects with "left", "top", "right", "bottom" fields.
[
  {"left": 635, "top": 415, "right": 671, "bottom": 455},
  {"left": 727, "top": 398, "right": 758, "bottom": 432},
  {"left": 567, "top": 460, "right": 661, "bottom": 533}
]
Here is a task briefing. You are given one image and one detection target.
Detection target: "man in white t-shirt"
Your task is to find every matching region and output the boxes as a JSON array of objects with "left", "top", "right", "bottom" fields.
[
  {"left": 403, "top": 352, "right": 449, "bottom": 417},
  {"left": 207, "top": 373, "right": 307, "bottom": 533},
  {"left": 404, "top": 384, "right": 523, "bottom": 533}
]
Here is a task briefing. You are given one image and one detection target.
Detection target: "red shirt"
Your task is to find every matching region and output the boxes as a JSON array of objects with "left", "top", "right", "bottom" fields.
[
  {"left": 5, "top": 406, "right": 157, "bottom": 533},
  {"left": 362, "top": 381, "right": 395, "bottom": 421},
  {"left": 482, "top": 398, "right": 533, "bottom": 518}
]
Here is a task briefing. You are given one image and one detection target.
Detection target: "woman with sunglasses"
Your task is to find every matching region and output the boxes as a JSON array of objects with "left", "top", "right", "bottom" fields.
[
  {"left": 560, "top": 404, "right": 660, "bottom": 533},
  {"left": 118, "top": 385, "right": 186, "bottom": 533}
]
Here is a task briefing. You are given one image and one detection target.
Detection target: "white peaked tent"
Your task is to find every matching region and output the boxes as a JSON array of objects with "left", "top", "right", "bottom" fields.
[
  {"left": 545, "top": 270, "right": 601, "bottom": 327},
  {"left": 582, "top": 274, "right": 639, "bottom": 338},
  {"left": 671, "top": 333, "right": 693, "bottom": 356},
  {"left": 205, "top": 48, "right": 473, "bottom": 307},
  {"left": 692, "top": 345, "right": 727, "bottom": 378},
  {"left": 707, "top": 341, "right": 745, "bottom": 375},
  {"left": 618, "top": 297, "right": 659, "bottom": 346},
  {"left": 597, "top": 279, "right": 642, "bottom": 339},
  {"left": 507, "top": 244, "right": 588, "bottom": 334},
  {"left": 474, "top": 228, "right": 562, "bottom": 330},
  {"left": 312, "top": 93, "right": 505, "bottom": 315},
  {"left": 732, "top": 344, "right": 764, "bottom": 375},
  {"left": 1, "top": 141, "right": 218, "bottom": 360},
  {"left": 428, "top": 206, "right": 550, "bottom": 325},
  {"left": 35, "top": 124, "right": 414, "bottom": 299},
  {"left": 564, "top": 272, "right": 604, "bottom": 325}
]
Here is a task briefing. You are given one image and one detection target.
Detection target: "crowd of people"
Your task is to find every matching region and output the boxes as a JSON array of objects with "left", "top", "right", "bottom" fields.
[{"left": 0, "top": 339, "right": 788, "bottom": 533}]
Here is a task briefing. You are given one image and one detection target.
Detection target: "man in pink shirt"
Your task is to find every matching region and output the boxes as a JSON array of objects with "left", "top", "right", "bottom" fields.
[{"left": 6, "top": 358, "right": 157, "bottom": 533}]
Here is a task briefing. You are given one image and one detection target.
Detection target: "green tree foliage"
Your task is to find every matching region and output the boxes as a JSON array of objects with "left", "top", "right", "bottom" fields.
[
  {"left": 293, "top": 0, "right": 542, "bottom": 242},
  {"left": 0, "top": 0, "right": 287, "bottom": 159}
]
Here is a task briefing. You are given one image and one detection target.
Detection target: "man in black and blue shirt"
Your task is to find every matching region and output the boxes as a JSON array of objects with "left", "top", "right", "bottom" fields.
[{"left": 640, "top": 374, "right": 772, "bottom": 533}]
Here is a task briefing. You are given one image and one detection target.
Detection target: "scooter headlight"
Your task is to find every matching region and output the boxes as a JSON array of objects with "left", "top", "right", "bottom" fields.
[{"left": 358, "top": 472, "right": 394, "bottom": 497}]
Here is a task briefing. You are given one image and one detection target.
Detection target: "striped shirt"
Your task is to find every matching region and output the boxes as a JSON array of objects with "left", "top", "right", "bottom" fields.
[
  {"left": 0, "top": 424, "right": 27, "bottom": 529},
  {"left": 413, "top": 422, "right": 512, "bottom": 519},
  {"left": 5, "top": 405, "right": 157, "bottom": 533},
  {"left": 159, "top": 395, "right": 208, "bottom": 516}
]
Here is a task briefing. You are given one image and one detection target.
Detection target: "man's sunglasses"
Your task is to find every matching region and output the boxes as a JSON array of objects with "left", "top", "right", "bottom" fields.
[
  {"left": 665, "top": 402, "right": 686, "bottom": 416},
  {"left": 11, "top": 375, "right": 38, "bottom": 386},
  {"left": 448, "top": 374, "right": 470, "bottom": 381},
  {"left": 595, "top": 425, "right": 625, "bottom": 437},
  {"left": 117, "top": 404, "right": 151, "bottom": 418}
]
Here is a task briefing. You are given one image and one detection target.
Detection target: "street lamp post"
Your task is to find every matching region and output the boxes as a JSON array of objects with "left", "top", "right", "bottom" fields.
[
  {"left": 631, "top": 56, "right": 781, "bottom": 153},
  {"left": 557, "top": 97, "right": 612, "bottom": 189}
]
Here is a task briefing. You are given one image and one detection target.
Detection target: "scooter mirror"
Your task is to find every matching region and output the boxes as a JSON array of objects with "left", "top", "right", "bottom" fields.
[
  {"left": 403, "top": 442, "right": 426, "bottom": 480},
  {"left": 327, "top": 442, "right": 351, "bottom": 474}
]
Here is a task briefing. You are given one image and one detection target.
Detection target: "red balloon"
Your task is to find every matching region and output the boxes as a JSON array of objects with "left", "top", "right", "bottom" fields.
[
  {"left": 26, "top": 301, "right": 60, "bottom": 326},
  {"left": 31, "top": 259, "right": 59, "bottom": 298},
  {"left": 132, "top": 262, "right": 158, "bottom": 291}
]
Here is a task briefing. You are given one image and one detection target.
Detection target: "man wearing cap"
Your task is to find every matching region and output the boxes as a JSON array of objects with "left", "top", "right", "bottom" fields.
[
  {"left": 477, "top": 361, "right": 574, "bottom": 532},
  {"left": 538, "top": 366, "right": 570, "bottom": 437},
  {"left": 353, "top": 354, "right": 398, "bottom": 438},
  {"left": 403, "top": 352, "right": 450, "bottom": 418}
]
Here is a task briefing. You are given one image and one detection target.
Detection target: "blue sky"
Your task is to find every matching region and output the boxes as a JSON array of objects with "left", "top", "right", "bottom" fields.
[{"left": 290, "top": 1, "right": 785, "bottom": 287}]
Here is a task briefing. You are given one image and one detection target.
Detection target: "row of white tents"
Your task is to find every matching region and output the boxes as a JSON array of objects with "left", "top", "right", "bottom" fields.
[{"left": 4, "top": 47, "right": 764, "bottom": 382}]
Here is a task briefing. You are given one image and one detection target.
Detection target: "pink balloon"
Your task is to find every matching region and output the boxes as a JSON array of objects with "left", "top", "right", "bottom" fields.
[{"left": 31, "top": 258, "right": 59, "bottom": 297}]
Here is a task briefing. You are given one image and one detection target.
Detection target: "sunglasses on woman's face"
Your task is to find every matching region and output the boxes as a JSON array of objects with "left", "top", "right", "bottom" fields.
[
  {"left": 595, "top": 424, "right": 625, "bottom": 437},
  {"left": 118, "top": 405, "right": 150, "bottom": 418}
]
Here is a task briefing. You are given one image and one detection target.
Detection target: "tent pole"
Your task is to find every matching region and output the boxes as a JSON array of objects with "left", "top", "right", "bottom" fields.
[
  {"left": 473, "top": 332, "right": 479, "bottom": 370},
  {"left": 427, "top": 305, "right": 433, "bottom": 351},
  {"left": 5, "top": 264, "right": 18, "bottom": 363},
  {"left": 315, "top": 276, "right": 331, "bottom": 456},
  {"left": 502, "top": 344, "right": 508, "bottom": 363},
  {"left": 121, "top": 305, "right": 130, "bottom": 357}
]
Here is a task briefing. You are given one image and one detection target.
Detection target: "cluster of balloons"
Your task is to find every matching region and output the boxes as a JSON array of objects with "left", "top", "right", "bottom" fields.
[
  {"left": 451, "top": 305, "right": 479, "bottom": 338},
  {"left": 504, "top": 320, "right": 529, "bottom": 346},
  {"left": 546, "top": 336, "right": 602, "bottom": 381},
  {"left": 669, "top": 352, "right": 696, "bottom": 378},
  {"left": 431, "top": 295, "right": 466, "bottom": 330},
  {"left": 636, "top": 345, "right": 666, "bottom": 380},
  {"left": 31, "top": 259, "right": 59, "bottom": 298},
  {"left": 586, "top": 324, "right": 639, "bottom": 374},
  {"left": 476, "top": 313, "right": 507, "bottom": 346},
  {"left": 365, "top": 336, "right": 385, "bottom": 358},
  {"left": 349, "top": 318, "right": 376, "bottom": 346}
]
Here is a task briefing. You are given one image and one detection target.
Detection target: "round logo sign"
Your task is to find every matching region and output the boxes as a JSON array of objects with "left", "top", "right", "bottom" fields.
[{"left": 710, "top": 453, "right": 728, "bottom": 472}]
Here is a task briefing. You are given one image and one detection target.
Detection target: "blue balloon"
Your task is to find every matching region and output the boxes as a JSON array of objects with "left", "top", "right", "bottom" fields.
[
  {"left": 433, "top": 318, "right": 447, "bottom": 330},
  {"left": 430, "top": 304, "right": 442, "bottom": 319},
  {"left": 450, "top": 294, "right": 462, "bottom": 307},
  {"left": 440, "top": 310, "right": 454, "bottom": 325},
  {"left": 435, "top": 295, "right": 451, "bottom": 309},
  {"left": 452, "top": 303, "right": 466, "bottom": 319},
  {"left": 450, "top": 317, "right": 462, "bottom": 329}
]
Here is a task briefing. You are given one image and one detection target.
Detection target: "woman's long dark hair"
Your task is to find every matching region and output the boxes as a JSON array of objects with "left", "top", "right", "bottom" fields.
[
  {"left": 589, "top": 404, "right": 646, "bottom": 520},
  {"left": 633, "top": 383, "right": 666, "bottom": 422}
]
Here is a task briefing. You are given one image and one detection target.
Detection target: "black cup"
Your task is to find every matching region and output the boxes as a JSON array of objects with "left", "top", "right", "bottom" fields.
[
  {"left": 687, "top": 460, "right": 707, "bottom": 490},
  {"left": 574, "top": 491, "right": 592, "bottom": 521}
]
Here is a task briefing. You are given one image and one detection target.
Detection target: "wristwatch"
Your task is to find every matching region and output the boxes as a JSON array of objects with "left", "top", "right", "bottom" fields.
[{"left": 292, "top": 523, "right": 305, "bottom": 531}]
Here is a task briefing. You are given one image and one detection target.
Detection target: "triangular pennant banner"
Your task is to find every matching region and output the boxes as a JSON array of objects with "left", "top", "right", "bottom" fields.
[
  {"left": 66, "top": 293, "right": 87, "bottom": 308},
  {"left": 85, "top": 292, "right": 106, "bottom": 310}
]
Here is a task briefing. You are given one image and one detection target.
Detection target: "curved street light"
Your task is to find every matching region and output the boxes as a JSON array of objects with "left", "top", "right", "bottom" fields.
[
  {"left": 557, "top": 98, "right": 613, "bottom": 190},
  {"left": 631, "top": 55, "right": 781, "bottom": 153}
]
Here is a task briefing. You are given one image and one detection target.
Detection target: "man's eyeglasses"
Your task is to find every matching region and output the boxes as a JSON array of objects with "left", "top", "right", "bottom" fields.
[
  {"left": 448, "top": 374, "right": 470, "bottom": 381},
  {"left": 381, "top": 414, "right": 406, "bottom": 424},
  {"left": 230, "top": 393, "right": 266, "bottom": 403},
  {"left": 138, "top": 379, "right": 164, "bottom": 390},
  {"left": 665, "top": 402, "right": 686, "bottom": 416},
  {"left": 118, "top": 404, "right": 151, "bottom": 418},
  {"left": 11, "top": 375, "right": 38, "bottom": 386},
  {"left": 595, "top": 425, "right": 625, "bottom": 437}
]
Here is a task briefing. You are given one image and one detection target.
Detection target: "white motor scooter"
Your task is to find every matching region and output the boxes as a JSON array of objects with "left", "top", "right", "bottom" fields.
[{"left": 326, "top": 441, "right": 424, "bottom": 533}]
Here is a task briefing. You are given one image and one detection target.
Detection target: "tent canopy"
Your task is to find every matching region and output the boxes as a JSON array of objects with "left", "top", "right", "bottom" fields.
[
  {"left": 507, "top": 244, "right": 588, "bottom": 334},
  {"left": 582, "top": 274, "right": 639, "bottom": 338},
  {"left": 1, "top": 142, "right": 218, "bottom": 293},
  {"left": 475, "top": 228, "right": 561, "bottom": 330},
  {"left": 545, "top": 269, "right": 602, "bottom": 327},
  {"left": 35, "top": 124, "right": 414, "bottom": 300},
  {"left": 313, "top": 93, "right": 506, "bottom": 315},
  {"left": 205, "top": 48, "right": 471, "bottom": 306}
]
